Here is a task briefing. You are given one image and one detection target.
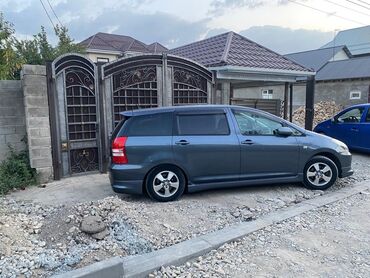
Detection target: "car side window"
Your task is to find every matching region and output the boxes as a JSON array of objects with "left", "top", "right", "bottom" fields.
[
  {"left": 176, "top": 113, "right": 229, "bottom": 135},
  {"left": 337, "top": 107, "right": 364, "bottom": 123},
  {"left": 366, "top": 109, "right": 370, "bottom": 123},
  {"left": 123, "top": 112, "right": 173, "bottom": 136},
  {"left": 233, "top": 110, "right": 283, "bottom": 135}
]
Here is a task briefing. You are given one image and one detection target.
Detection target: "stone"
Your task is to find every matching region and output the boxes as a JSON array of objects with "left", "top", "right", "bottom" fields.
[
  {"left": 80, "top": 216, "right": 105, "bottom": 234},
  {"left": 91, "top": 228, "right": 109, "bottom": 240}
]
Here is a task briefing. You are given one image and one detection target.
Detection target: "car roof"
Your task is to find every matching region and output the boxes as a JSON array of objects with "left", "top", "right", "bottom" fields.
[
  {"left": 120, "top": 105, "right": 260, "bottom": 116},
  {"left": 345, "top": 103, "right": 370, "bottom": 109}
]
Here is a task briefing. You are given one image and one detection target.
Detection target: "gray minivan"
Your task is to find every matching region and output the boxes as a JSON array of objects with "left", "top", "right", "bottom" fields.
[{"left": 110, "top": 105, "right": 353, "bottom": 202}]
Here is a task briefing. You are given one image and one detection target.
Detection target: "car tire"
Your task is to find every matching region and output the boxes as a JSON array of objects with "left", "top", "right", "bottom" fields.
[
  {"left": 146, "top": 165, "right": 186, "bottom": 202},
  {"left": 303, "top": 156, "right": 338, "bottom": 190}
]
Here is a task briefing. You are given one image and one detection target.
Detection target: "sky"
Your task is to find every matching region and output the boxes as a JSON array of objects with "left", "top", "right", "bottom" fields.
[{"left": 1, "top": 0, "right": 370, "bottom": 54}]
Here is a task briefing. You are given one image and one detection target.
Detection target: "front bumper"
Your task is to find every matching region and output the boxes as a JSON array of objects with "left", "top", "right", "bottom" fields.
[{"left": 338, "top": 153, "right": 354, "bottom": 178}]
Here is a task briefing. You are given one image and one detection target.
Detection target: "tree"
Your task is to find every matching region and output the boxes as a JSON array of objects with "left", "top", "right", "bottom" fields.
[
  {"left": 0, "top": 13, "right": 24, "bottom": 79},
  {"left": 0, "top": 12, "right": 85, "bottom": 80}
]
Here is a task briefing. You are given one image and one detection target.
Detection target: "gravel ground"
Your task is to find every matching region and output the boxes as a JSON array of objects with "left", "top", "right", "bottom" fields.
[
  {"left": 0, "top": 153, "right": 369, "bottom": 277},
  {"left": 154, "top": 191, "right": 370, "bottom": 278}
]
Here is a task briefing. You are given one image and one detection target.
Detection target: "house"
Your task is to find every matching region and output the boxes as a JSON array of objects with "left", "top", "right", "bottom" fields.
[
  {"left": 322, "top": 25, "right": 370, "bottom": 56},
  {"left": 79, "top": 32, "right": 168, "bottom": 63},
  {"left": 169, "top": 31, "right": 314, "bottom": 119},
  {"left": 78, "top": 31, "right": 315, "bottom": 126}
]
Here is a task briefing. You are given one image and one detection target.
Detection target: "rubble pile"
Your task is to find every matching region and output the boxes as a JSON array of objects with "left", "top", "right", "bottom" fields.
[{"left": 293, "top": 101, "right": 343, "bottom": 127}]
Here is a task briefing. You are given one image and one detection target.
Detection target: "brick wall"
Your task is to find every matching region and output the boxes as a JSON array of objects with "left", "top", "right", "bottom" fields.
[
  {"left": 0, "top": 80, "right": 26, "bottom": 161},
  {"left": 22, "top": 65, "right": 53, "bottom": 182}
]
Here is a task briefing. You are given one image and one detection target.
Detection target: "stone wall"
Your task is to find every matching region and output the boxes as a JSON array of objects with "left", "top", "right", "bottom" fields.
[
  {"left": 0, "top": 80, "right": 27, "bottom": 161},
  {"left": 234, "top": 78, "right": 370, "bottom": 111},
  {"left": 22, "top": 65, "right": 53, "bottom": 182}
]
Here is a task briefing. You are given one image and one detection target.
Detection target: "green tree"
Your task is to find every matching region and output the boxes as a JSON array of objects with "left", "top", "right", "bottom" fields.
[
  {"left": 0, "top": 13, "right": 24, "bottom": 79},
  {"left": 1, "top": 12, "right": 85, "bottom": 79}
]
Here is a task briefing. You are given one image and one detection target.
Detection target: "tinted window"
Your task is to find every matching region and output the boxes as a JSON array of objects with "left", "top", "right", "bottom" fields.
[
  {"left": 120, "top": 112, "right": 173, "bottom": 136},
  {"left": 177, "top": 113, "right": 229, "bottom": 135},
  {"left": 337, "top": 107, "right": 364, "bottom": 123},
  {"left": 233, "top": 110, "right": 283, "bottom": 135}
]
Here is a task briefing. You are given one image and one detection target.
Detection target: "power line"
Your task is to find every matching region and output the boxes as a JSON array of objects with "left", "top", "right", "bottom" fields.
[
  {"left": 287, "top": 0, "right": 367, "bottom": 25},
  {"left": 323, "top": 0, "right": 370, "bottom": 17},
  {"left": 39, "top": 0, "right": 56, "bottom": 30},
  {"left": 46, "top": 0, "right": 63, "bottom": 27},
  {"left": 346, "top": 0, "right": 370, "bottom": 10},
  {"left": 354, "top": 0, "right": 370, "bottom": 7}
]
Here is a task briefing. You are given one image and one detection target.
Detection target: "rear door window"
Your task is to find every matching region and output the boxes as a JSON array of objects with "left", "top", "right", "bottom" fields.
[
  {"left": 176, "top": 113, "right": 229, "bottom": 135},
  {"left": 119, "top": 112, "right": 173, "bottom": 136}
]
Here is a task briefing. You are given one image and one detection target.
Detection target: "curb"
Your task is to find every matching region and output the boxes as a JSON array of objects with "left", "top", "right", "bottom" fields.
[
  {"left": 52, "top": 257, "right": 123, "bottom": 278},
  {"left": 53, "top": 182, "right": 370, "bottom": 278}
]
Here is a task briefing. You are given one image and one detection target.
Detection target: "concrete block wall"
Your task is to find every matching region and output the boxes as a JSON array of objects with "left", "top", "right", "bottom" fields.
[
  {"left": 22, "top": 65, "right": 53, "bottom": 183},
  {"left": 0, "top": 80, "right": 27, "bottom": 161}
]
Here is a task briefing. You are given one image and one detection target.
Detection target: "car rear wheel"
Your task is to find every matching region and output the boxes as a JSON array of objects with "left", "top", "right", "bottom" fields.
[
  {"left": 303, "top": 156, "right": 338, "bottom": 190},
  {"left": 146, "top": 165, "right": 186, "bottom": 202}
]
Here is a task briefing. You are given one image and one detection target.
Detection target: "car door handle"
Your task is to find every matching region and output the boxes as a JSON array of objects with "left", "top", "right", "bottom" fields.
[
  {"left": 175, "top": 140, "right": 190, "bottom": 145},
  {"left": 241, "top": 139, "right": 254, "bottom": 145},
  {"left": 351, "top": 127, "right": 359, "bottom": 132}
]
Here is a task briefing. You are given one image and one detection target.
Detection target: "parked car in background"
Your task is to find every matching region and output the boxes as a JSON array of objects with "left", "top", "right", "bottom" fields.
[
  {"left": 314, "top": 104, "right": 370, "bottom": 153},
  {"left": 110, "top": 105, "right": 353, "bottom": 202}
]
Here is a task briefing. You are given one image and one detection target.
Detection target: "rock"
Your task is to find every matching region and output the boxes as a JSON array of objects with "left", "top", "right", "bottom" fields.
[
  {"left": 80, "top": 216, "right": 105, "bottom": 234},
  {"left": 91, "top": 228, "right": 109, "bottom": 240}
]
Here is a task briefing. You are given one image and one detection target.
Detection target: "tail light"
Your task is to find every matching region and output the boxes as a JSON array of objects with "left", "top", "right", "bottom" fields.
[{"left": 112, "top": 136, "right": 128, "bottom": 164}]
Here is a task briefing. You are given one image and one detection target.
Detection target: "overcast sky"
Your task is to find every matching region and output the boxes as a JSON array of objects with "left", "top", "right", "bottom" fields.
[{"left": 1, "top": 0, "right": 369, "bottom": 54}]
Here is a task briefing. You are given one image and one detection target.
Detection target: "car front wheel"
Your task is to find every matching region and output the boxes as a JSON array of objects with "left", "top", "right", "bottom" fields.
[
  {"left": 303, "top": 156, "right": 338, "bottom": 190},
  {"left": 146, "top": 165, "right": 186, "bottom": 202}
]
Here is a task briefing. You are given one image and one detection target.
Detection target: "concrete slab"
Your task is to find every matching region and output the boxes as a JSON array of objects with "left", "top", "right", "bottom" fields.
[{"left": 10, "top": 173, "right": 113, "bottom": 206}]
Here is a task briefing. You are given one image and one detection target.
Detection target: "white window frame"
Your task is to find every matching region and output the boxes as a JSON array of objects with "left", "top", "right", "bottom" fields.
[
  {"left": 261, "top": 89, "right": 273, "bottom": 99},
  {"left": 97, "top": 57, "right": 109, "bottom": 63},
  {"left": 349, "top": 90, "right": 361, "bottom": 100}
]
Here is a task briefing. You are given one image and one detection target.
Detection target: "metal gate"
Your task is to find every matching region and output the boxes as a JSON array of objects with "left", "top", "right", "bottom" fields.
[
  {"left": 51, "top": 54, "right": 101, "bottom": 177},
  {"left": 48, "top": 53, "right": 213, "bottom": 178}
]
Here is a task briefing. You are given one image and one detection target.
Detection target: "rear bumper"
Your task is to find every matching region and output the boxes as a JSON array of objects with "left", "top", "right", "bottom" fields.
[{"left": 109, "top": 164, "right": 144, "bottom": 195}]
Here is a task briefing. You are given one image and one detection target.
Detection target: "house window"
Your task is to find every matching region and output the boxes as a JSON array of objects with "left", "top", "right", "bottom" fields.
[
  {"left": 349, "top": 90, "right": 361, "bottom": 100},
  {"left": 262, "top": 89, "right": 273, "bottom": 99},
  {"left": 97, "top": 57, "right": 109, "bottom": 63}
]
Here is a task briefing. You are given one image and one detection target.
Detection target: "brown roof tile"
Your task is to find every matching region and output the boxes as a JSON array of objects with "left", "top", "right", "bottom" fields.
[{"left": 169, "top": 31, "right": 312, "bottom": 72}]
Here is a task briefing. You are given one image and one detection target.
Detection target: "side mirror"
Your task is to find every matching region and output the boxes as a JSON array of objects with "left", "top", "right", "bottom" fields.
[
  {"left": 276, "top": 127, "right": 293, "bottom": 137},
  {"left": 331, "top": 117, "right": 338, "bottom": 123}
]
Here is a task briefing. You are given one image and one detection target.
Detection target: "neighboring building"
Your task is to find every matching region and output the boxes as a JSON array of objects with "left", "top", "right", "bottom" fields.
[
  {"left": 248, "top": 44, "right": 369, "bottom": 110},
  {"left": 79, "top": 32, "right": 168, "bottom": 63},
  {"left": 322, "top": 25, "right": 370, "bottom": 56}
]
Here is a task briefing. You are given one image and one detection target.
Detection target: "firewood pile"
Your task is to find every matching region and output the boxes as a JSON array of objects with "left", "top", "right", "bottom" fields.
[{"left": 293, "top": 101, "right": 344, "bottom": 127}]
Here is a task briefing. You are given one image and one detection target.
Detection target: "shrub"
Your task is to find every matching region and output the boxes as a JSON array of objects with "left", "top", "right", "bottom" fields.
[{"left": 0, "top": 146, "right": 37, "bottom": 195}]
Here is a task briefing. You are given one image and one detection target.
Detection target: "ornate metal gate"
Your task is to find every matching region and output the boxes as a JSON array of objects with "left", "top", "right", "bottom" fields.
[
  {"left": 51, "top": 54, "right": 101, "bottom": 176},
  {"left": 48, "top": 53, "right": 213, "bottom": 179}
]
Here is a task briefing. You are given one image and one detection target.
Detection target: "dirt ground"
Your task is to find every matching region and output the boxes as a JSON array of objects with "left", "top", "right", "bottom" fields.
[
  {"left": 1, "top": 153, "right": 369, "bottom": 277},
  {"left": 155, "top": 191, "right": 370, "bottom": 277}
]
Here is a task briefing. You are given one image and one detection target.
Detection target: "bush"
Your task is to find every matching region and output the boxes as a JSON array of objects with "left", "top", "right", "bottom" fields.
[{"left": 0, "top": 147, "right": 37, "bottom": 195}]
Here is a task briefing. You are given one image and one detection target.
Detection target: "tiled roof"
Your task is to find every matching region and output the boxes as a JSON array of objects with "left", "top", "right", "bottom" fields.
[
  {"left": 285, "top": 46, "right": 350, "bottom": 71},
  {"left": 79, "top": 32, "right": 168, "bottom": 54},
  {"left": 316, "top": 55, "right": 370, "bottom": 81},
  {"left": 169, "top": 31, "right": 312, "bottom": 72},
  {"left": 147, "top": 42, "right": 168, "bottom": 53}
]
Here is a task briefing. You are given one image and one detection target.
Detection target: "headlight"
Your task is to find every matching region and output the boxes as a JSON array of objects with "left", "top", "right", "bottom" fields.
[{"left": 332, "top": 139, "right": 350, "bottom": 154}]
